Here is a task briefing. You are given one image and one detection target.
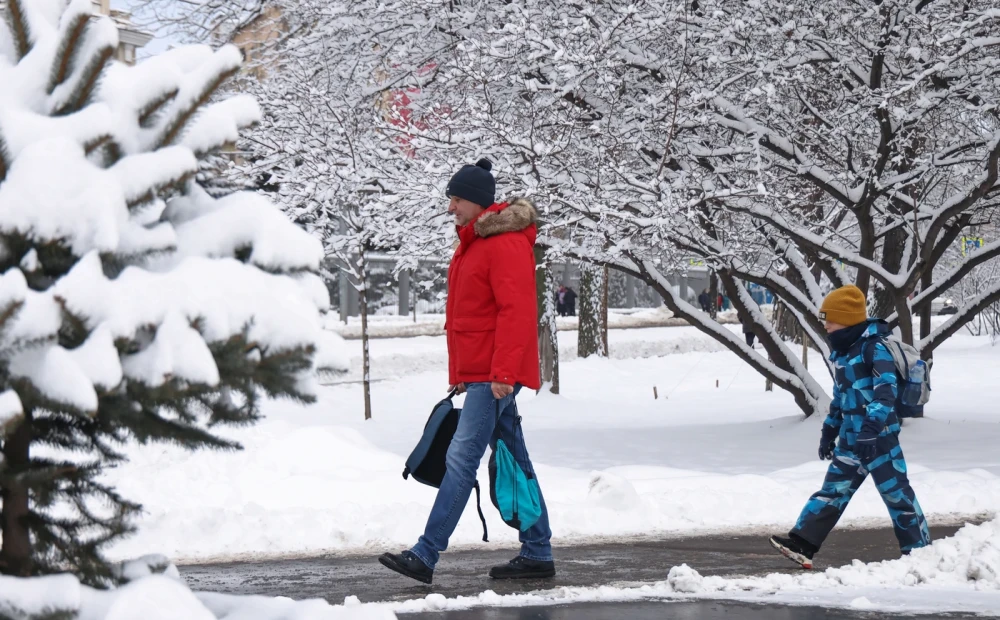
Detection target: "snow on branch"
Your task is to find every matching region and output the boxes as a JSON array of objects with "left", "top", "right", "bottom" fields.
[
  {"left": 708, "top": 96, "right": 861, "bottom": 207},
  {"left": 635, "top": 256, "right": 827, "bottom": 415},
  {"left": 3, "top": 0, "right": 32, "bottom": 60},
  {"left": 922, "top": 284, "right": 1000, "bottom": 356},
  {"left": 181, "top": 95, "right": 261, "bottom": 157},
  {"left": 895, "top": 238, "right": 1000, "bottom": 322},
  {"left": 150, "top": 45, "right": 243, "bottom": 150},
  {"left": 49, "top": 16, "right": 118, "bottom": 116},
  {"left": 923, "top": 132, "right": 1000, "bottom": 252},
  {"left": 729, "top": 203, "right": 903, "bottom": 288},
  {"left": 110, "top": 146, "right": 198, "bottom": 208},
  {"left": 46, "top": 0, "right": 90, "bottom": 95}
]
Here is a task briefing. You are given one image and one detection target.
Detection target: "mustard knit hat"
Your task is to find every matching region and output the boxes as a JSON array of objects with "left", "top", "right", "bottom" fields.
[{"left": 819, "top": 285, "right": 868, "bottom": 327}]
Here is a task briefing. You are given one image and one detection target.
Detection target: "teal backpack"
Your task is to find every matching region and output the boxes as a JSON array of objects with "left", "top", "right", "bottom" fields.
[{"left": 488, "top": 400, "right": 543, "bottom": 532}]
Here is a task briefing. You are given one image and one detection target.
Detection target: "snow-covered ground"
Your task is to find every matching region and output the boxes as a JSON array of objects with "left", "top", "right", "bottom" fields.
[
  {"left": 324, "top": 306, "right": 741, "bottom": 339},
  {"left": 1, "top": 572, "right": 396, "bottom": 620},
  {"left": 9, "top": 323, "right": 1000, "bottom": 616},
  {"left": 105, "top": 323, "right": 1000, "bottom": 564}
]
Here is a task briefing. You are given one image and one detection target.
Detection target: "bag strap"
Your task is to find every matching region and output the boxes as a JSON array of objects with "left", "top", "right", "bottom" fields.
[
  {"left": 496, "top": 398, "right": 519, "bottom": 526},
  {"left": 473, "top": 480, "right": 488, "bottom": 542}
]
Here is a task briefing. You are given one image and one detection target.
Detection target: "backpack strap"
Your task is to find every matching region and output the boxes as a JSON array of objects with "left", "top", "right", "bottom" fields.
[
  {"left": 872, "top": 336, "right": 911, "bottom": 379},
  {"left": 473, "top": 481, "right": 488, "bottom": 542},
  {"left": 861, "top": 336, "right": 878, "bottom": 370}
]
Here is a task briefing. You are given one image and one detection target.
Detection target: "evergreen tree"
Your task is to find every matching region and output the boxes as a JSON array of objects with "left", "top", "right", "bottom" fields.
[{"left": 0, "top": 0, "right": 344, "bottom": 584}]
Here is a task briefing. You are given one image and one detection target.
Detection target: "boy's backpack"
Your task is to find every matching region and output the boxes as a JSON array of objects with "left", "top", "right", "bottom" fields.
[
  {"left": 402, "top": 390, "right": 489, "bottom": 541},
  {"left": 866, "top": 336, "right": 931, "bottom": 417},
  {"left": 487, "top": 400, "right": 543, "bottom": 533}
]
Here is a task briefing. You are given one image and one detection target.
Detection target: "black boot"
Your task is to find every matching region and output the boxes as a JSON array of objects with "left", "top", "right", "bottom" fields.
[
  {"left": 378, "top": 551, "right": 433, "bottom": 584},
  {"left": 769, "top": 534, "right": 817, "bottom": 569},
  {"left": 489, "top": 556, "right": 556, "bottom": 579}
]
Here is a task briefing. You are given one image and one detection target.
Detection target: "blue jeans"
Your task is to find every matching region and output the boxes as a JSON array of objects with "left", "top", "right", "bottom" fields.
[{"left": 410, "top": 382, "right": 553, "bottom": 569}]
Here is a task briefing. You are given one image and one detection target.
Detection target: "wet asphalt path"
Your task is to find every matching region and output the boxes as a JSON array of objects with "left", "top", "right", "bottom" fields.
[
  {"left": 405, "top": 600, "right": 986, "bottom": 619},
  {"left": 178, "top": 523, "right": 976, "bottom": 618}
]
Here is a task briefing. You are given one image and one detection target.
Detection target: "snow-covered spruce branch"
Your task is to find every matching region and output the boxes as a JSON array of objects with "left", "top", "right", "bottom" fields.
[{"left": 152, "top": 46, "right": 243, "bottom": 150}]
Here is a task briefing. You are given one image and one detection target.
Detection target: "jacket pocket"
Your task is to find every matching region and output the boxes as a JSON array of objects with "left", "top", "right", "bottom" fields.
[
  {"left": 451, "top": 316, "right": 497, "bottom": 332},
  {"left": 450, "top": 316, "right": 497, "bottom": 375}
]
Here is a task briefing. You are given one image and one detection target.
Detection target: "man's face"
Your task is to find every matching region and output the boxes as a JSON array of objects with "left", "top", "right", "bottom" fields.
[
  {"left": 825, "top": 320, "right": 847, "bottom": 334},
  {"left": 448, "top": 196, "right": 485, "bottom": 227}
]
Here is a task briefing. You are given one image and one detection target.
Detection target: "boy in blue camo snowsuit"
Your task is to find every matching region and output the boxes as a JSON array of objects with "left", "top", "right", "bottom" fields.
[{"left": 770, "top": 285, "right": 930, "bottom": 569}]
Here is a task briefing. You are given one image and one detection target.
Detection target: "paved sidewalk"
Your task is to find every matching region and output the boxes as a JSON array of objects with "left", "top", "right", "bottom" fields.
[{"left": 180, "top": 523, "right": 964, "bottom": 605}]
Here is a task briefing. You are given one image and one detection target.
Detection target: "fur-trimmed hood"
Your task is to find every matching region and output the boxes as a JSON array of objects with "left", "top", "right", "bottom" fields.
[{"left": 474, "top": 197, "right": 538, "bottom": 238}]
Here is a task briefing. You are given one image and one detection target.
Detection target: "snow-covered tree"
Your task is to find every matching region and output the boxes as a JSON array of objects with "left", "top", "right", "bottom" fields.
[
  {"left": 140, "top": 0, "right": 1000, "bottom": 417},
  {"left": 223, "top": 0, "right": 455, "bottom": 418},
  {"left": 416, "top": 0, "right": 1000, "bottom": 416},
  {"left": 0, "top": 0, "right": 345, "bottom": 582}
]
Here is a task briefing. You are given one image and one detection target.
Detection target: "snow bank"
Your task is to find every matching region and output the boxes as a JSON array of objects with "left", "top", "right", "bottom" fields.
[
  {"left": 104, "top": 409, "right": 1000, "bottom": 562},
  {"left": 0, "top": 572, "right": 397, "bottom": 620},
  {"left": 376, "top": 519, "right": 1000, "bottom": 616},
  {"left": 198, "top": 592, "right": 396, "bottom": 620}
]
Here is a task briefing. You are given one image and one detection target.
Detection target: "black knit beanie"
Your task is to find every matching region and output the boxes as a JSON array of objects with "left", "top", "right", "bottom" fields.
[{"left": 445, "top": 158, "right": 495, "bottom": 208}]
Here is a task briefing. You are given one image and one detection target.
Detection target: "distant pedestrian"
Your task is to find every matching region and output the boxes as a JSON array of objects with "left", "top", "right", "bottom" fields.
[
  {"left": 769, "top": 285, "right": 930, "bottom": 569},
  {"left": 741, "top": 313, "right": 755, "bottom": 348},
  {"left": 557, "top": 285, "right": 567, "bottom": 316},
  {"left": 698, "top": 289, "right": 711, "bottom": 313},
  {"left": 563, "top": 286, "right": 577, "bottom": 316}
]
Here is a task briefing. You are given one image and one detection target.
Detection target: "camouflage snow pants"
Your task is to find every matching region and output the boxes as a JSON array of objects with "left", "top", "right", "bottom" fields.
[{"left": 792, "top": 433, "right": 931, "bottom": 553}]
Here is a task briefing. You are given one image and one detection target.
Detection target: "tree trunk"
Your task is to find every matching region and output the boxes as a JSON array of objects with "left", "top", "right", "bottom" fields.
[
  {"left": 535, "top": 247, "right": 559, "bottom": 393},
  {"left": 919, "top": 270, "right": 932, "bottom": 356},
  {"left": 601, "top": 265, "right": 609, "bottom": 354},
  {"left": 0, "top": 414, "right": 33, "bottom": 576},
  {"left": 894, "top": 293, "right": 915, "bottom": 346},
  {"left": 357, "top": 249, "right": 373, "bottom": 420},
  {"left": 578, "top": 264, "right": 607, "bottom": 358},
  {"left": 398, "top": 270, "right": 410, "bottom": 316},
  {"left": 773, "top": 267, "right": 806, "bottom": 344}
]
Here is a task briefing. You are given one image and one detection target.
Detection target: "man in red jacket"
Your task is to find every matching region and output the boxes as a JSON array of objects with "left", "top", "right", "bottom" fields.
[{"left": 379, "top": 159, "right": 554, "bottom": 584}]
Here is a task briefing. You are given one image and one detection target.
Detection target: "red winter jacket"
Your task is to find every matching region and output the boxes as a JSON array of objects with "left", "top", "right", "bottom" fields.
[{"left": 445, "top": 198, "right": 540, "bottom": 390}]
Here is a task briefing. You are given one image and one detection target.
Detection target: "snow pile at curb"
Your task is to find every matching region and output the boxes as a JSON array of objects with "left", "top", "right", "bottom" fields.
[
  {"left": 674, "top": 516, "right": 1000, "bottom": 594},
  {"left": 377, "top": 518, "right": 1000, "bottom": 615},
  {"left": 0, "top": 557, "right": 396, "bottom": 620}
]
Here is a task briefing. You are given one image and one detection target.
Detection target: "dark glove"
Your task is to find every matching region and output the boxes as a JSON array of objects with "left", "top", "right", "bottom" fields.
[
  {"left": 855, "top": 418, "right": 884, "bottom": 463},
  {"left": 818, "top": 425, "right": 838, "bottom": 461}
]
